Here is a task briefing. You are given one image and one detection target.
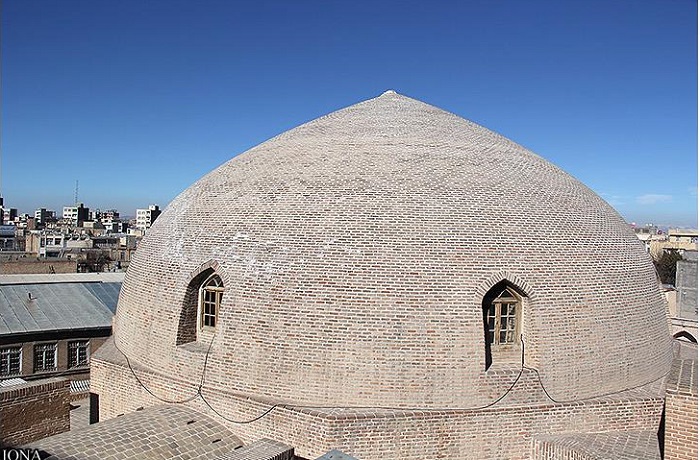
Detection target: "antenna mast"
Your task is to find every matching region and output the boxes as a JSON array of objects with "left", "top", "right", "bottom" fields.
[{"left": 74, "top": 180, "right": 79, "bottom": 205}]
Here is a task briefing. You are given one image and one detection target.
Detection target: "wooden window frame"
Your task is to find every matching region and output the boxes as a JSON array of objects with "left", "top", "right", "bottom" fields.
[
  {"left": 486, "top": 287, "right": 521, "bottom": 349},
  {"left": 199, "top": 274, "right": 224, "bottom": 330}
]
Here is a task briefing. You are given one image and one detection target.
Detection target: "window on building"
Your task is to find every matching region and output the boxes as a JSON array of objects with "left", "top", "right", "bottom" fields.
[
  {"left": 482, "top": 281, "right": 523, "bottom": 371},
  {"left": 34, "top": 343, "right": 57, "bottom": 372},
  {"left": 68, "top": 341, "right": 90, "bottom": 368},
  {"left": 0, "top": 347, "right": 22, "bottom": 376},
  {"left": 200, "top": 274, "right": 224, "bottom": 329},
  {"left": 485, "top": 287, "right": 520, "bottom": 346}
]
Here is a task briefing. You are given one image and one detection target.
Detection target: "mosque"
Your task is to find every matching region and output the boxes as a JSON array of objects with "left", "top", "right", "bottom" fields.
[{"left": 32, "top": 91, "right": 695, "bottom": 459}]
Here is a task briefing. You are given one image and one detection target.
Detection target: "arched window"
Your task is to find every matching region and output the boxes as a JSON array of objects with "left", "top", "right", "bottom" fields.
[
  {"left": 199, "top": 274, "right": 224, "bottom": 329},
  {"left": 485, "top": 286, "right": 519, "bottom": 346},
  {"left": 482, "top": 281, "right": 523, "bottom": 370}
]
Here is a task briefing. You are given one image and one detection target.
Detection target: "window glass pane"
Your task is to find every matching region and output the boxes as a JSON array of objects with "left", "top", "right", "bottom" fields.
[
  {"left": 0, "top": 347, "right": 21, "bottom": 376},
  {"left": 200, "top": 275, "right": 223, "bottom": 330},
  {"left": 34, "top": 344, "right": 57, "bottom": 372},
  {"left": 69, "top": 341, "right": 89, "bottom": 368},
  {"left": 488, "top": 286, "right": 521, "bottom": 348}
]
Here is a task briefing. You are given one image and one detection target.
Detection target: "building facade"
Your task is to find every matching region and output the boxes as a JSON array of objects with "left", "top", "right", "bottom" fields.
[
  {"left": 135, "top": 204, "right": 161, "bottom": 230},
  {"left": 0, "top": 273, "right": 122, "bottom": 383}
]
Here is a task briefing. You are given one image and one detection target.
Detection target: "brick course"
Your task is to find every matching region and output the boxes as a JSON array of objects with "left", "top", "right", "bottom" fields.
[
  {"left": 0, "top": 377, "right": 70, "bottom": 446},
  {"left": 664, "top": 358, "right": 697, "bottom": 460},
  {"left": 92, "top": 338, "right": 665, "bottom": 460},
  {"left": 0, "top": 259, "right": 77, "bottom": 274}
]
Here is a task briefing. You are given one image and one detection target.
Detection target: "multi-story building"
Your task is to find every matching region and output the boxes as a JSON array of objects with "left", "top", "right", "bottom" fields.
[
  {"left": 97, "top": 209, "right": 127, "bottom": 234},
  {"left": 62, "top": 203, "right": 90, "bottom": 226},
  {"left": 99, "top": 209, "right": 120, "bottom": 224},
  {"left": 2, "top": 208, "right": 18, "bottom": 225},
  {"left": 34, "top": 208, "right": 57, "bottom": 228},
  {"left": 668, "top": 228, "right": 699, "bottom": 244},
  {"left": 135, "top": 204, "right": 161, "bottom": 230}
]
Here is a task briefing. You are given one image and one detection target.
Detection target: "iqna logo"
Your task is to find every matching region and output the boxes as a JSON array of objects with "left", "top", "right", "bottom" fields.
[{"left": 1, "top": 449, "right": 43, "bottom": 460}]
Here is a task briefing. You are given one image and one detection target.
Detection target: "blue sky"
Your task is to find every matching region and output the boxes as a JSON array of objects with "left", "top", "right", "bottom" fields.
[{"left": 2, "top": 0, "right": 697, "bottom": 226}]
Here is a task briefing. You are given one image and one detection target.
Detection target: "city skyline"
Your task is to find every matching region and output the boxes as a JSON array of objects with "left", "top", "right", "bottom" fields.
[{"left": 2, "top": 1, "right": 697, "bottom": 227}]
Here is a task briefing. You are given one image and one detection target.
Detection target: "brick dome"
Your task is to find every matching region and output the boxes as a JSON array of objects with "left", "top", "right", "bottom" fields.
[{"left": 114, "top": 91, "right": 672, "bottom": 408}]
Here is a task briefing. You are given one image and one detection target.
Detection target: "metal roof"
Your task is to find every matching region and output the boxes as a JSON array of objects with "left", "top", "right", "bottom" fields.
[
  {"left": 0, "top": 377, "right": 27, "bottom": 388},
  {"left": 0, "top": 278, "right": 120, "bottom": 336},
  {"left": 69, "top": 379, "right": 90, "bottom": 394}
]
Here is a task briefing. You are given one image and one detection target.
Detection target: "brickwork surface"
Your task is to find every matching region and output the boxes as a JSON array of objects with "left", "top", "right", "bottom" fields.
[
  {"left": 213, "top": 439, "right": 294, "bottom": 460},
  {"left": 26, "top": 405, "right": 243, "bottom": 459},
  {"left": 69, "top": 397, "right": 90, "bottom": 431},
  {"left": 0, "top": 259, "right": 77, "bottom": 274},
  {"left": 0, "top": 378, "right": 70, "bottom": 447},
  {"left": 664, "top": 358, "right": 698, "bottom": 460},
  {"left": 532, "top": 430, "right": 660, "bottom": 460},
  {"left": 95, "top": 92, "right": 675, "bottom": 458},
  {"left": 92, "top": 338, "right": 666, "bottom": 460}
]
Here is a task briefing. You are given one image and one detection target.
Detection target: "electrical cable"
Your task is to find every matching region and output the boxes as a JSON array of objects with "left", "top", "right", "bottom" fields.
[
  {"left": 115, "top": 332, "right": 685, "bottom": 424},
  {"left": 115, "top": 332, "right": 527, "bottom": 422},
  {"left": 114, "top": 338, "right": 204, "bottom": 404},
  {"left": 522, "top": 336, "right": 683, "bottom": 405}
]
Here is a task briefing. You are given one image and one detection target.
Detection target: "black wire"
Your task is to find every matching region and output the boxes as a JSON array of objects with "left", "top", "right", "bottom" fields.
[
  {"left": 199, "top": 388, "right": 282, "bottom": 424},
  {"left": 114, "top": 340, "right": 201, "bottom": 404},
  {"left": 522, "top": 337, "right": 681, "bottom": 405},
  {"left": 115, "top": 334, "right": 684, "bottom": 424}
]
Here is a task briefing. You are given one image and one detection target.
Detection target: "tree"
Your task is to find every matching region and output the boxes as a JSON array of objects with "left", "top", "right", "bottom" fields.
[{"left": 653, "top": 249, "right": 683, "bottom": 285}]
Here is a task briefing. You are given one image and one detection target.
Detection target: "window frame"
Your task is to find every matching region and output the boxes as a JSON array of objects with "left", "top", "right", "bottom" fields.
[
  {"left": 68, "top": 340, "right": 90, "bottom": 369},
  {"left": 33, "top": 343, "right": 58, "bottom": 373},
  {"left": 199, "top": 273, "right": 224, "bottom": 330},
  {"left": 0, "top": 346, "right": 22, "bottom": 377},
  {"left": 485, "top": 286, "right": 521, "bottom": 349}
]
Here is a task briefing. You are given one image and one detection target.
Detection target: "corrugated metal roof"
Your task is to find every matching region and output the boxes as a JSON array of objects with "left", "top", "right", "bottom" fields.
[
  {"left": 0, "top": 377, "right": 27, "bottom": 387},
  {"left": 70, "top": 379, "right": 90, "bottom": 394},
  {"left": 0, "top": 279, "right": 118, "bottom": 335}
]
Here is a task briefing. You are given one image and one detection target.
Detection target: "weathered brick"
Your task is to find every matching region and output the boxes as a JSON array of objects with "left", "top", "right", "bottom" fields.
[{"left": 93, "top": 91, "right": 675, "bottom": 459}]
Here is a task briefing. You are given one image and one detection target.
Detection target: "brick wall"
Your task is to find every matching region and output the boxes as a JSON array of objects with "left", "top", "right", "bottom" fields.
[
  {"left": 92, "top": 340, "right": 664, "bottom": 460},
  {"left": 664, "top": 358, "right": 697, "bottom": 460},
  {"left": 0, "top": 259, "right": 77, "bottom": 274},
  {"left": 0, "top": 377, "right": 70, "bottom": 447}
]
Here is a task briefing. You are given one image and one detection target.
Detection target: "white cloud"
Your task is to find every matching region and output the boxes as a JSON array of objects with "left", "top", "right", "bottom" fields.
[
  {"left": 636, "top": 194, "right": 673, "bottom": 205},
  {"left": 599, "top": 192, "right": 625, "bottom": 206}
]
